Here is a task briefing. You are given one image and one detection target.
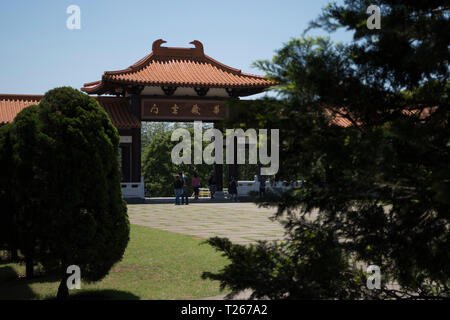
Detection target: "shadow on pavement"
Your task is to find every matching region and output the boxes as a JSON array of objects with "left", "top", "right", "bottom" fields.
[{"left": 0, "top": 266, "right": 37, "bottom": 300}]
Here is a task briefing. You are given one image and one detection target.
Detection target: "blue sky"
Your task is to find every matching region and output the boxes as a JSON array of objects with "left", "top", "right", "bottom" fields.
[{"left": 0, "top": 0, "right": 351, "bottom": 95}]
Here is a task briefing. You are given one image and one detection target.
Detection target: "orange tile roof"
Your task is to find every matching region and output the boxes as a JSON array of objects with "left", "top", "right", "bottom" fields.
[
  {"left": 401, "top": 106, "right": 439, "bottom": 119},
  {"left": 325, "top": 108, "right": 359, "bottom": 127},
  {"left": 95, "top": 97, "right": 141, "bottom": 128},
  {"left": 326, "top": 106, "right": 438, "bottom": 127},
  {"left": 82, "top": 40, "right": 276, "bottom": 95},
  {"left": 0, "top": 94, "right": 141, "bottom": 128},
  {"left": 0, "top": 94, "right": 41, "bottom": 124}
]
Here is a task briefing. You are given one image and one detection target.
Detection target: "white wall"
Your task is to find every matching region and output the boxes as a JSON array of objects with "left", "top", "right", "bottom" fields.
[
  {"left": 237, "top": 175, "right": 303, "bottom": 197},
  {"left": 121, "top": 177, "right": 145, "bottom": 199}
]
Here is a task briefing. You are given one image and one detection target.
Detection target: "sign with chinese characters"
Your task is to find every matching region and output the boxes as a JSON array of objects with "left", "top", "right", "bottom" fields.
[{"left": 141, "top": 98, "right": 228, "bottom": 121}]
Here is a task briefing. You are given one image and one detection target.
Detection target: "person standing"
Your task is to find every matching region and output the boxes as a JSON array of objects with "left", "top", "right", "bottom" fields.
[
  {"left": 174, "top": 175, "right": 183, "bottom": 205},
  {"left": 180, "top": 172, "right": 189, "bottom": 205},
  {"left": 192, "top": 172, "right": 200, "bottom": 200},
  {"left": 208, "top": 171, "right": 216, "bottom": 200},
  {"left": 259, "top": 175, "right": 266, "bottom": 199},
  {"left": 228, "top": 176, "right": 238, "bottom": 202}
]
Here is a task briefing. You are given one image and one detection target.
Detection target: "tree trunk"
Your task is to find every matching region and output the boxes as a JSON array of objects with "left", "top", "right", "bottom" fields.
[
  {"left": 25, "top": 255, "right": 34, "bottom": 279},
  {"left": 9, "top": 217, "right": 19, "bottom": 262},
  {"left": 9, "top": 247, "right": 18, "bottom": 262},
  {"left": 57, "top": 273, "right": 70, "bottom": 300}
]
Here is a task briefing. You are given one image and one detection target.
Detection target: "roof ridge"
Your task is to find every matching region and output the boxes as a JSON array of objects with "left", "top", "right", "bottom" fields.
[
  {"left": 202, "top": 54, "right": 241, "bottom": 75},
  {"left": 94, "top": 96, "right": 127, "bottom": 100},
  {"left": 104, "top": 53, "right": 155, "bottom": 76},
  {"left": 0, "top": 94, "right": 43, "bottom": 100}
]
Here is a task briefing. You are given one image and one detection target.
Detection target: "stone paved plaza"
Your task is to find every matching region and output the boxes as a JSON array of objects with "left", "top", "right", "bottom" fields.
[{"left": 127, "top": 203, "right": 286, "bottom": 245}]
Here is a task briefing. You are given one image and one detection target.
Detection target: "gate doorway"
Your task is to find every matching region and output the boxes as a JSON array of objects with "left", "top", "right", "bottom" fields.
[{"left": 80, "top": 39, "right": 275, "bottom": 200}]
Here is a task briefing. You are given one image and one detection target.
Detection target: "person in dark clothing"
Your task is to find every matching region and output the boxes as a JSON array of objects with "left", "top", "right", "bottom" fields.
[
  {"left": 259, "top": 175, "right": 266, "bottom": 199},
  {"left": 208, "top": 171, "right": 216, "bottom": 199},
  {"left": 180, "top": 172, "right": 189, "bottom": 205},
  {"left": 174, "top": 175, "right": 183, "bottom": 205},
  {"left": 192, "top": 172, "right": 200, "bottom": 200},
  {"left": 228, "top": 176, "right": 238, "bottom": 201}
]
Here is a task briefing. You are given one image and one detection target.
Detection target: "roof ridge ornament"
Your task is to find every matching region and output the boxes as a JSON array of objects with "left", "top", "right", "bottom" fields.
[
  {"left": 152, "top": 39, "right": 167, "bottom": 53},
  {"left": 151, "top": 39, "right": 205, "bottom": 57},
  {"left": 189, "top": 40, "right": 204, "bottom": 52}
]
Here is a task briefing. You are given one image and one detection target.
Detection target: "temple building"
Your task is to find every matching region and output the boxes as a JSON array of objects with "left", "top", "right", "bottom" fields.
[{"left": 0, "top": 40, "right": 275, "bottom": 200}]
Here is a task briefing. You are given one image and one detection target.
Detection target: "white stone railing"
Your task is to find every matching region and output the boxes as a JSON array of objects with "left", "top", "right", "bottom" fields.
[
  {"left": 121, "top": 177, "right": 145, "bottom": 199},
  {"left": 237, "top": 176, "right": 303, "bottom": 197}
]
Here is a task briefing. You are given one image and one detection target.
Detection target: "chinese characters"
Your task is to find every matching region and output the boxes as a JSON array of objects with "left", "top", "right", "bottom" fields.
[{"left": 142, "top": 100, "right": 225, "bottom": 120}]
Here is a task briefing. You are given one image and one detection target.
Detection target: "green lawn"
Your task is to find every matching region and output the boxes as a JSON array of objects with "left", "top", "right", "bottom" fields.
[{"left": 0, "top": 225, "right": 230, "bottom": 300}]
